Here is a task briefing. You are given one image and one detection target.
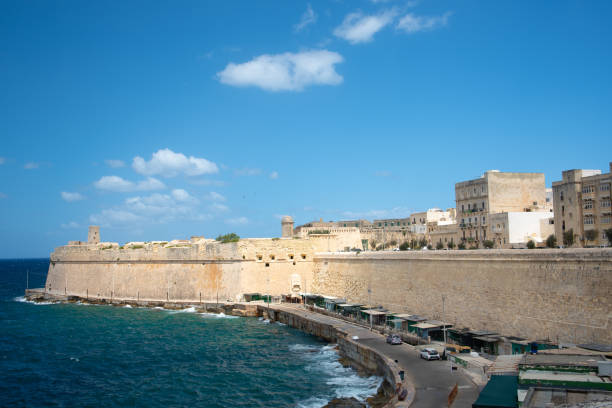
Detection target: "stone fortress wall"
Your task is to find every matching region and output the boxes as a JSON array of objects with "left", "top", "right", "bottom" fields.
[
  {"left": 311, "top": 249, "right": 612, "bottom": 344},
  {"left": 44, "top": 226, "right": 612, "bottom": 344}
]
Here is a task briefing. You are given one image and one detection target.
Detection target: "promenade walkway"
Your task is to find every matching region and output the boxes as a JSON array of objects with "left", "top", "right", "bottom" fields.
[{"left": 270, "top": 304, "right": 481, "bottom": 408}]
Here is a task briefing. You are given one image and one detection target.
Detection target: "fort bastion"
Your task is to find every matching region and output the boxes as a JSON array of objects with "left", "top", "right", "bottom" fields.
[{"left": 44, "top": 221, "right": 612, "bottom": 344}]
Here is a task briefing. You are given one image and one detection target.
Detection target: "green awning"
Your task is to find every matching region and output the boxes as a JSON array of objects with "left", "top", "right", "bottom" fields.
[{"left": 472, "top": 375, "right": 517, "bottom": 408}]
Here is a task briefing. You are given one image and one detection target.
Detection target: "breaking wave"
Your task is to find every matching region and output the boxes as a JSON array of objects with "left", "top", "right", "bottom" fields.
[{"left": 291, "top": 342, "right": 382, "bottom": 407}]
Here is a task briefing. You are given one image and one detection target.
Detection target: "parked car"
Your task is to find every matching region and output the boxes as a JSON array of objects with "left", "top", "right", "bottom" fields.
[
  {"left": 386, "top": 334, "right": 402, "bottom": 345},
  {"left": 420, "top": 348, "right": 440, "bottom": 360}
]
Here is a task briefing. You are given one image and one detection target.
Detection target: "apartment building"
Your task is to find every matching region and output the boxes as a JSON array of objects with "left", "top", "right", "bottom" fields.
[
  {"left": 552, "top": 162, "right": 612, "bottom": 246},
  {"left": 455, "top": 170, "right": 547, "bottom": 247}
]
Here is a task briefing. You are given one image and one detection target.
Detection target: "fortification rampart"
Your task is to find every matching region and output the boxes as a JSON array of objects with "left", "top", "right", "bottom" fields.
[
  {"left": 45, "top": 238, "right": 316, "bottom": 303},
  {"left": 311, "top": 249, "right": 612, "bottom": 344}
]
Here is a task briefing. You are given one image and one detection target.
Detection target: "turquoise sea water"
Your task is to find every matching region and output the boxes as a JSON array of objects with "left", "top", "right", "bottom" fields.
[{"left": 0, "top": 259, "right": 381, "bottom": 407}]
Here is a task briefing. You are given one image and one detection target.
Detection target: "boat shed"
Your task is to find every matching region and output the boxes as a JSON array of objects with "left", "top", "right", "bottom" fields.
[
  {"left": 337, "top": 303, "right": 362, "bottom": 318},
  {"left": 360, "top": 309, "right": 387, "bottom": 326},
  {"left": 323, "top": 297, "right": 346, "bottom": 312}
]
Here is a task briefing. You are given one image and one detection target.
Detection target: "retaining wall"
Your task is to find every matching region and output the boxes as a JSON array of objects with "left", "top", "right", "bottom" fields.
[{"left": 311, "top": 249, "right": 612, "bottom": 344}]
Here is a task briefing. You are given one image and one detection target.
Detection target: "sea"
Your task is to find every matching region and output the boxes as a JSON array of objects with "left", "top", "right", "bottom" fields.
[{"left": 0, "top": 259, "right": 382, "bottom": 407}]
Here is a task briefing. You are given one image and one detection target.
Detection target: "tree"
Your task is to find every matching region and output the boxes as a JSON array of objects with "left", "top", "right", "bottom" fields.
[
  {"left": 399, "top": 241, "right": 410, "bottom": 251},
  {"left": 546, "top": 234, "right": 557, "bottom": 248},
  {"left": 584, "top": 229, "right": 598, "bottom": 243},
  {"left": 410, "top": 239, "right": 419, "bottom": 249},
  {"left": 436, "top": 241, "right": 444, "bottom": 250},
  {"left": 419, "top": 238, "right": 428, "bottom": 248},
  {"left": 447, "top": 240, "right": 455, "bottom": 249},
  {"left": 370, "top": 240, "right": 377, "bottom": 251},
  {"left": 389, "top": 239, "right": 398, "bottom": 247},
  {"left": 216, "top": 233, "right": 240, "bottom": 243},
  {"left": 526, "top": 240, "right": 535, "bottom": 249},
  {"left": 483, "top": 240, "right": 494, "bottom": 249},
  {"left": 563, "top": 229, "right": 575, "bottom": 247},
  {"left": 605, "top": 228, "right": 612, "bottom": 246},
  {"left": 458, "top": 242, "right": 466, "bottom": 250}
]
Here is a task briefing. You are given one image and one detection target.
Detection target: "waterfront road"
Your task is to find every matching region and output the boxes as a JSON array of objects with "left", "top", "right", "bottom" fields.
[{"left": 271, "top": 304, "right": 481, "bottom": 408}]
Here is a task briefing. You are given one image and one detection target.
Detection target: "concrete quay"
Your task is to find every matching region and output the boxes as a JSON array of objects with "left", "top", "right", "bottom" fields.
[{"left": 265, "top": 303, "right": 481, "bottom": 408}]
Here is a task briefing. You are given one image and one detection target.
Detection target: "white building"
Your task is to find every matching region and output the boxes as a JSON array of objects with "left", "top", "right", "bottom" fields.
[{"left": 490, "top": 212, "right": 554, "bottom": 248}]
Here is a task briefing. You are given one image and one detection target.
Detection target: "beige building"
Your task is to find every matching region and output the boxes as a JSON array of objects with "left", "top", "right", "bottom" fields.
[
  {"left": 455, "top": 171, "right": 547, "bottom": 248},
  {"left": 552, "top": 162, "right": 612, "bottom": 247}
]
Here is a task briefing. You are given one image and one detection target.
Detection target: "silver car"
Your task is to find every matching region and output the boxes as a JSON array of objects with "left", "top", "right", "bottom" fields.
[
  {"left": 420, "top": 348, "right": 440, "bottom": 360},
  {"left": 386, "top": 334, "right": 402, "bottom": 345}
]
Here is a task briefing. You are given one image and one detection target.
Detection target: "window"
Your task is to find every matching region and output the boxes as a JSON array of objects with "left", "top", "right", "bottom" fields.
[
  {"left": 584, "top": 201, "right": 593, "bottom": 210},
  {"left": 468, "top": 203, "right": 471, "bottom": 210},
  {"left": 601, "top": 216, "right": 611, "bottom": 224},
  {"left": 257, "top": 255, "right": 263, "bottom": 261},
  {"left": 289, "top": 254, "right": 294, "bottom": 260},
  {"left": 533, "top": 201, "right": 537, "bottom": 206},
  {"left": 343, "top": 224, "right": 347, "bottom": 227},
  {"left": 601, "top": 184, "right": 611, "bottom": 192},
  {"left": 265, "top": 263, "right": 270, "bottom": 267},
  {"left": 584, "top": 216, "right": 594, "bottom": 225},
  {"left": 482, "top": 201, "right": 485, "bottom": 209},
  {"left": 301, "top": 254, "right": 306, "bottom": 259},
  {"left": 601, "top": 199, "right": 611, "bottom": 208},
  {"left": 560, "top": 191, "right": 564, "bottom": 201},
  {"left": 462, "top": 204, "right": 465, "bottom": 212},
  {"left": 482, "top": 217, "right": 486, "bottom": 223},
  {"left": 582, "top": 185, "right": 595, "bottom": 194},
  {"left": 270, "top": 255, "right": 275, "bottom": 260},
  {"left": 562, "top": 205, "right": 564, "bottom": 216}
]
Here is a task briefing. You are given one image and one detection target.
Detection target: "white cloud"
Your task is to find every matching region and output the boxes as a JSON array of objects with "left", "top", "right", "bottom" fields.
[
  {"left": 91, "top": 188, "right": 204, "bottom": 227},
  {"left": 189, "top": 179, "right": 226, "bottom": 187},
  {"left": 61, "top": 221, "right": 80, "bottom": 229},
  {"left": 105, "top": 159, "right": 125, "bottom": 168},
  {"left": 93, "top": 175, "right": 166, "bottom": 192},
  {"left": 294, "top": 3, "right": 317, "bottom": 32},
  {"left": 61, "top": 192, "right": 85, "bottom": 202},
  {"left": 210, "top": 203, "right": 230, "bottom": 212},
  {"left": 217, "top": 50, "right": 344, "bottom": 92},
  {"left": 90, "top": 209, "right": 144, "bottom": 226},
  {"left": 204, "top": 191, "right": 226, "bottom": 202},
  {"left": 226, "top": 216, "right": 248, "bottom": 225},
  {"left": 269, "top": 171, "right": 279, "bottom": 180},
  {"left": 234, "top": 168, "right": 262, "bottom": 176},
  {"left": 171, "top": 188, "right": 197, "bottom": 203},
  {"left": 132, "top": 148, "right": 218, "bottom": 177},
  {"left": 396, "top": 12, "right": 451, "bottom": 33},
  {"left": 24, "top": 162, "right": 39, "bottom": 170},
  {"left": 333, "top": 10, "right": 397, "bottom": 44}
]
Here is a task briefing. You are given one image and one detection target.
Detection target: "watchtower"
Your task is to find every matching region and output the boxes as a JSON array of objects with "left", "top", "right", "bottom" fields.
[
  {"left": 281, "top": 216, "right": 294, "bottom": 238},
  {"left": 88, "top": 225, "right": 100, "bottom": 244}
]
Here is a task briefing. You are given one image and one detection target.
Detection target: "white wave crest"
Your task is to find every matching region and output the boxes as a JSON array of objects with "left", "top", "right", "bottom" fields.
[
  {"left": 296, "top": 397, "right": 329, "bottom": 408},
  {"left": 200, "top": 312, "right": 238, "bottom": 319},
  {"left": 123, "top": 305, "right": 132, "bottom": 308},
  {"left": 13, "top": 296, "right": 54, "bottom": 305},
  {"left": 168, "top": 306, "right": 197, "bottom": 314}
]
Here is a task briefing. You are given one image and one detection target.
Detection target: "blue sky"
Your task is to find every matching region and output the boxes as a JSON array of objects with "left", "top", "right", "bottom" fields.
[{"left": 1, "top": 0, "right": 611, "bottom": 257}]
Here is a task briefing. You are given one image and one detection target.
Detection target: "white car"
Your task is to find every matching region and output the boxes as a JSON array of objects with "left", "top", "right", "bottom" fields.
[{"left": 420, "top": 348, "right": 440, "bottom": 360}]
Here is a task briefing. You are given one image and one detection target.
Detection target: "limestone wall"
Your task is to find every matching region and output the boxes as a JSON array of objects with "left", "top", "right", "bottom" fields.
[
  {"left": 45, "top": 238, "right": 317, "bottom": 303},
  {"left": 311, "top": 249, "right": 612, "bottom": 344}
]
